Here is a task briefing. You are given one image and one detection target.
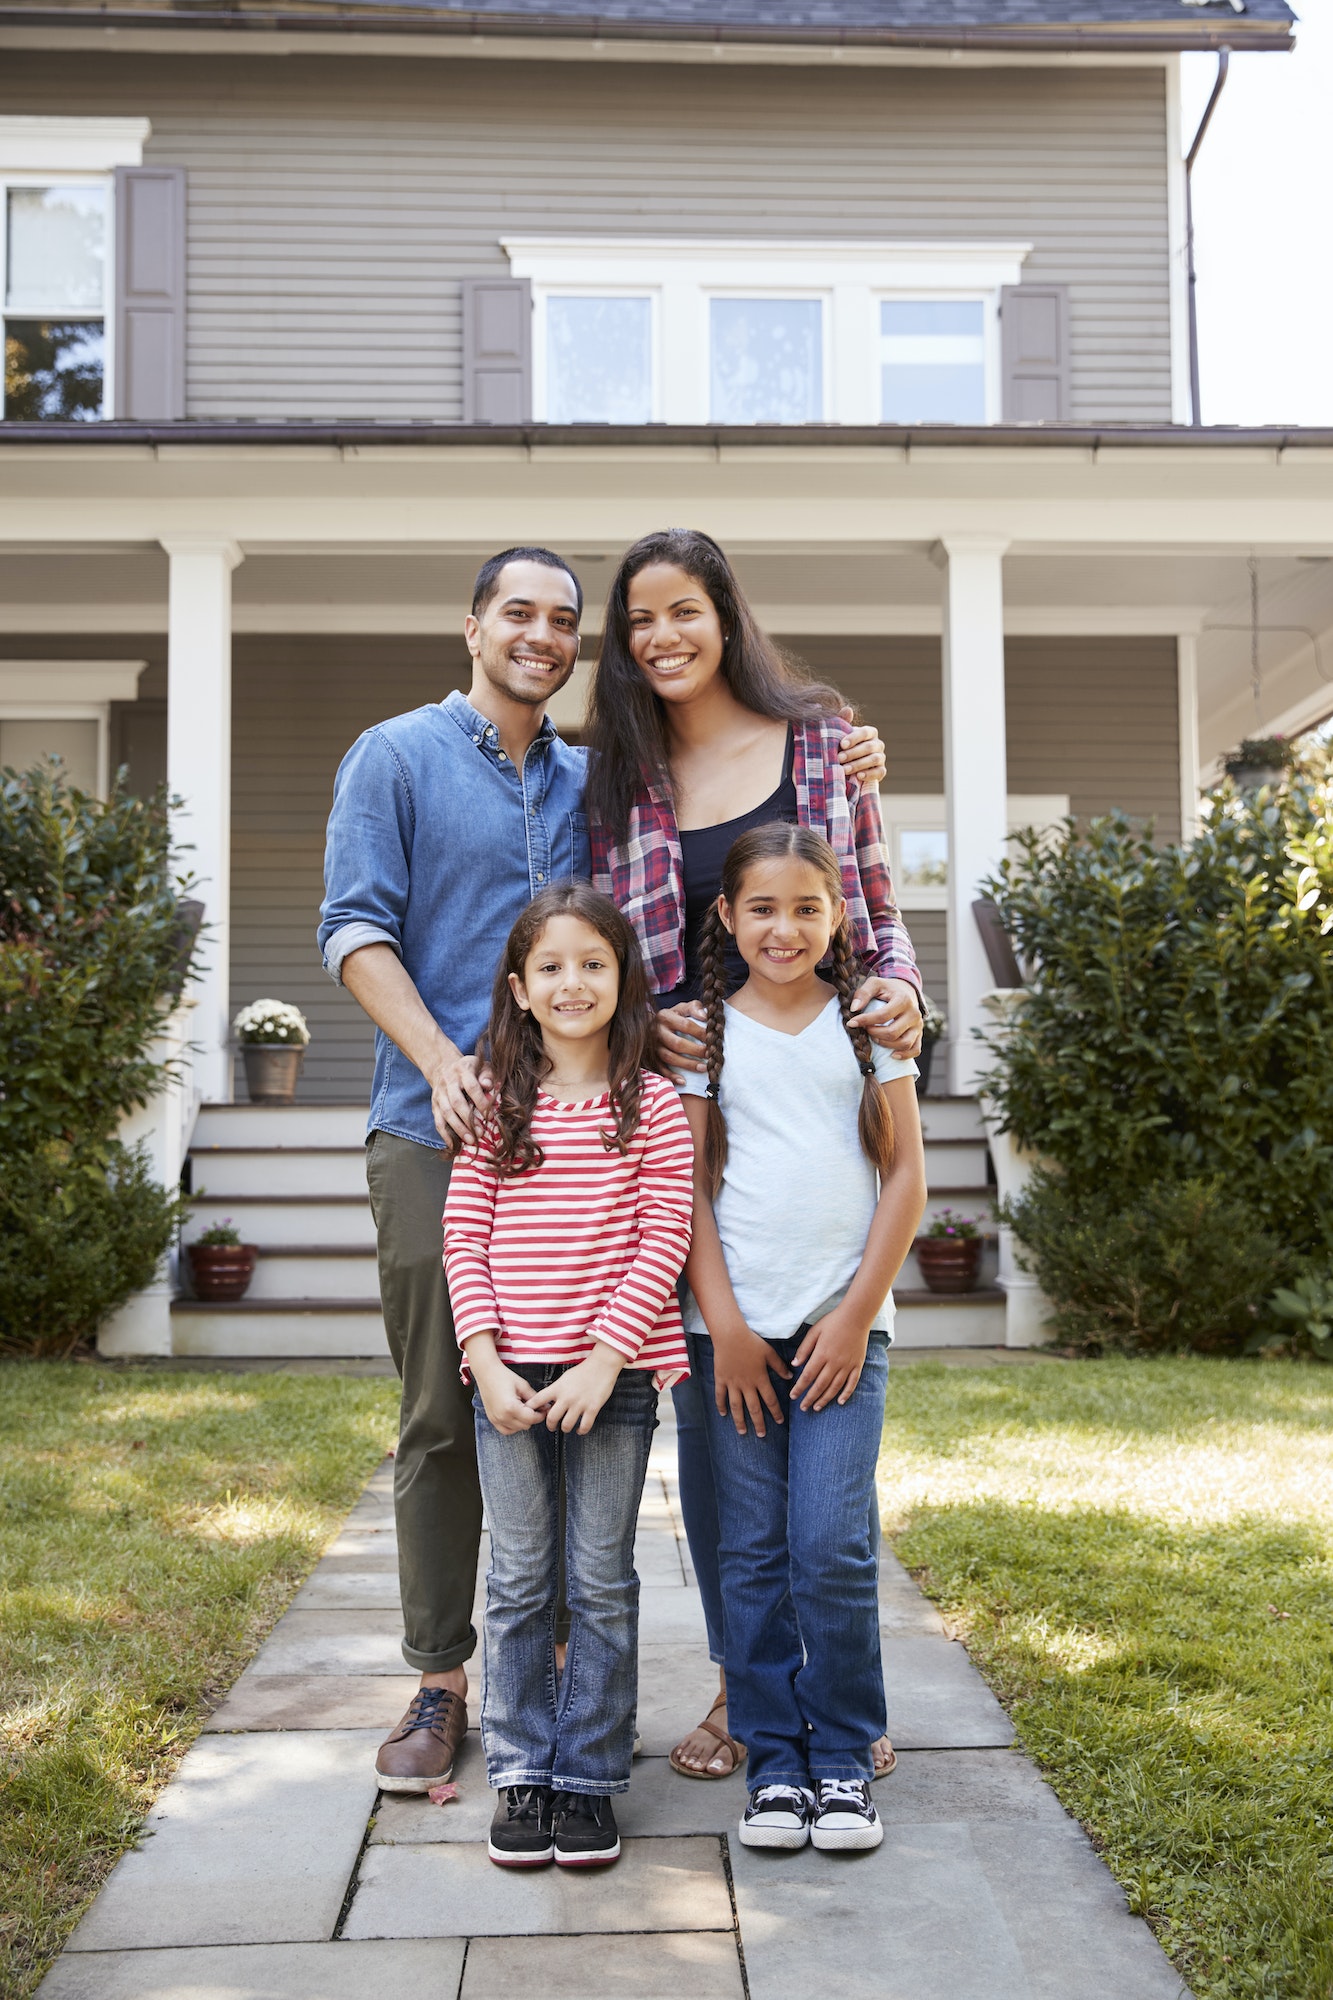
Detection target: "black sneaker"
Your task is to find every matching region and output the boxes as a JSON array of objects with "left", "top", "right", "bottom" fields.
[
  {"left": 810, "top": 1778, "right": 883, "bottom": 1852},
  {"left": 738, "top": 1782, "right": 815, "bottom": 1850},
  {"left": 551, "top": 1791, "right": 620, "bottom": 1867},
  {"left": 487, "top": 1785, "right": 554, "bottom": 1867}
]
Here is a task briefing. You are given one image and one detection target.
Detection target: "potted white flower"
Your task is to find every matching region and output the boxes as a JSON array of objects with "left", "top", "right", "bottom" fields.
[{"left": 233, "top": 998, "right": 311, "bottom": 1104}]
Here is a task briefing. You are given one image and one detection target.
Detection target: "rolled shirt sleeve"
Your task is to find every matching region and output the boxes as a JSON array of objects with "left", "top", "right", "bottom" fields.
[{"left": 849, "top": 771, "right": 922, "bottom": 993}]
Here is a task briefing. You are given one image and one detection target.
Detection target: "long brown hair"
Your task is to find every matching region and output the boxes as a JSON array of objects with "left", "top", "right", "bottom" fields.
[
  {"left": 478, "top": 883, "right": 659, "bottom": 1178},
  {"left": 698, "top": 824, "right": 895, "bottom": 1197},
  {"left": 584, "top": 527, "right": 844, "bottom": 845}
]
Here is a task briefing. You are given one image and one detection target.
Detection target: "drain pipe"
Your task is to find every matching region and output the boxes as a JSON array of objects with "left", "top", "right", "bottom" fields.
[{"left": 1186, "top": 46, "right": 1231, "bottom": 425}]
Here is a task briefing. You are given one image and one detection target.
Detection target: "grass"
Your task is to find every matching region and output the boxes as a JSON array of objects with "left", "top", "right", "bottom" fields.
[
  {"left": 878, "top": 1355, "right": 1333, "bottom": 2000},
  {"left": 0, "top": 1361, "right": 399, "bottom": 1999}
]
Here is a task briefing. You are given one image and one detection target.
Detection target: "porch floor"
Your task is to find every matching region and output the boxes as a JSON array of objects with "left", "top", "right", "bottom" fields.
[{"left": 40, "top": 1399, "right": 1186, "bottom": 2000}]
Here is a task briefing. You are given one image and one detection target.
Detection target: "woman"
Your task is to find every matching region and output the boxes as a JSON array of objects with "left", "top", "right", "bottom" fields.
[{"left": 586, "top": 529, "right": 922, "bottom": 1781}]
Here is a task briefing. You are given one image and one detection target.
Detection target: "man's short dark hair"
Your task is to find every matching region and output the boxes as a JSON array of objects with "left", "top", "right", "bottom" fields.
[{"left": 471, "top": 547, "right": 582, "bottom": 621}]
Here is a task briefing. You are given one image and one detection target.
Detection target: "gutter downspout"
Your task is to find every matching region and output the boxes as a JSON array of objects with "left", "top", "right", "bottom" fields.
[{"left": 1186, "top": 46, "right": 1231, "bottom": 426}]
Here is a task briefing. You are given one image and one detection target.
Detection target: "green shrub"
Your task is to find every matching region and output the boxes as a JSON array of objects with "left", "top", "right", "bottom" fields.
[
  {"left": 1007, "top": 1172, "right": 1285, "bottom": 1355},
  {"left": 1264, "top": 1273, "right": 1333, "bottom": 1363},
  {"left": 0, "top": 1143, "right": 183, "bottom": 1357},
  {"left": 0, "top": 764, "right": 193, "bottom": 1353},
  {"left": 983, "top": 761, "right": 1333, "bottom": 1347}
]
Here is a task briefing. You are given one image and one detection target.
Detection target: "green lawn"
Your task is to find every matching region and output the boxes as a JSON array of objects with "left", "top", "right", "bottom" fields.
[
  {"left": 0, "top": 1363, "right": 399, "bottom": 1999},
  {"left": 879, "top": 1356, "right": 1333, "bottom": 2000}
]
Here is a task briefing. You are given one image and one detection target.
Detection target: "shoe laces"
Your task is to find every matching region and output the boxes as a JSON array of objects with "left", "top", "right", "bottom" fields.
[
  {"left": 817, "top": 1779, "right": 870, "bottom": 1809},
  {"left": 553, "top": 1791, "right": 607, "bottom": 1826},
  {"left": 503, "top": 1786, "right": 548, "bottom": 1824},
  {"left": 750, "top": 1783, "right": 813, "bottom": 1812},
  {"left": 400, "top": 1686, "right": 459, "bottom": 1734}
]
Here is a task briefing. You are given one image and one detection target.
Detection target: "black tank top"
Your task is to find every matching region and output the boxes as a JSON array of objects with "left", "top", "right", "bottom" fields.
[{"left": 658, "top": 725, "right": 798, "bottom": 1008}]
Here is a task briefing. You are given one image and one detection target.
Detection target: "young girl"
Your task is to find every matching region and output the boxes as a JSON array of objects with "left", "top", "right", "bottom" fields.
[
  {"left": 443, "top": 883, "right": 693, "bottom": 1870},
  {"left": 676, "top": 824, "right": 927, "bottom": 1853}
]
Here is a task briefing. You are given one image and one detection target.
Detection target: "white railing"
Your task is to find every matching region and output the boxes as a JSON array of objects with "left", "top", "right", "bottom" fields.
[{"left": 97, "top": 996, "right": 202, "bottom": 1358}]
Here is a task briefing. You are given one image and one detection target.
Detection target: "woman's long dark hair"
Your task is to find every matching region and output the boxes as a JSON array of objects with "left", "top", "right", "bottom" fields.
[
  {"left": 698, "top": 823, "right": 895, "bottom": 1197},
  {"left": 585, "top": 527, "right": 844, "bottom": 845},
  {"left": 478, "top": 882, "right": 660, "bottom": 1177}
]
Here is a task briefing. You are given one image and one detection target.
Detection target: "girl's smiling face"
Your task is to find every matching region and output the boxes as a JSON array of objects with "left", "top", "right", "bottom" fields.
[
  {"left": 625, "top": 561, "right": 726, "bottom": 706},
  {"left": 509, "top": 914, "right": 621, "bottom": 1045},
  {"left": 719, "top": 857, "right": 847, "bottom": 987}
]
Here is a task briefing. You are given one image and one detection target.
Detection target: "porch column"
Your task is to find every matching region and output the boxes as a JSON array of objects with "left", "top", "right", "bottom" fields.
[
  {"left": 163, "top": 538, "right": 242, "bottom": 1104},
  {"left": 940, "top": 535, "right": 1010, "bottom": 1095},
  {"left": 1177, "top": 633, "right": 1201, "bottom": 842}
]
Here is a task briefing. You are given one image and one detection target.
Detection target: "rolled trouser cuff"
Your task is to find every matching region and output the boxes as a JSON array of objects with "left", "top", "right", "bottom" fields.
[{"left": 401, "top": 1627, "right": 477, "bottom": 1675}]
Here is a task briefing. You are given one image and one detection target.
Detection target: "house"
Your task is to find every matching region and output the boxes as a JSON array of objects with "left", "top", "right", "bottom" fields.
[{"left": 1, "top": 0, "right": 1325, "bottom": 1356}]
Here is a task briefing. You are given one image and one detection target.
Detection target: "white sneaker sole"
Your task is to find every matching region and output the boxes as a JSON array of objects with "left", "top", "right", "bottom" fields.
[
  {"left": 738, "top": 1820, "right": 810, "bottom": 1850},
  {"left": 554, "top": 1839, "right": 621, "bottom": 1866},
  {"left": 811, "top": 1817, "right": 884, "bottom": 1851},
  {"left": 487, "top": 1840, "right": 554, "bottom": 1867}
]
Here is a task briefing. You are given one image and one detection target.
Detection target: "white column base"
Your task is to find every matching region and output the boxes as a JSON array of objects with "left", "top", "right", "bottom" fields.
[
  {"left": 977, "top": 1012, "right": 1056, "bottom": 1347},
  {"left": 98, "top": 1270, "right": 173, "bottom": 1357}
]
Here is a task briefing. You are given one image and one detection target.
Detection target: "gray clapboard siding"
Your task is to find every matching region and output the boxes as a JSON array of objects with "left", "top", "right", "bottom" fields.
[{"left": 2, "top": 53, "right": 1171, "bottom": 421}]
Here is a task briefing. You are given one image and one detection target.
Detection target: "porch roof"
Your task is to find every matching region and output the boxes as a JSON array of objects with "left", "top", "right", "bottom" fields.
[
  {"left": 0, "top": 0, "right": 1295, "bottom": 48},
  {"left": 2, "top": 420, "right": 1330, "bottom": 452}
]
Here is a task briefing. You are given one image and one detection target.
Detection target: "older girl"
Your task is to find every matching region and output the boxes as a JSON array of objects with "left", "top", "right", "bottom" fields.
[{"left": 677, "top": 824, "right": 926, "bottom": 1851}]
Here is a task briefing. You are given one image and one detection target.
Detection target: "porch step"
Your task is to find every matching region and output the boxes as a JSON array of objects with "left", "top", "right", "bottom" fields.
[
  {"left": 184, "top": 1194, "right": 377, "bottom": 1249},
  {"left": 189, "top": 1145, "right": 368, "bottom": 1198},
  {"left": 169, "top": 1297, "right": 390, "bottom": 1360},
  {"left": 247, "top": 1246, "right": 380, "bottom": 1301},
  {"left": 193, "top": 1103, "right": 368, "bottom": 1148},
  {"left": 893, "top": 1287, "right": 1007, "bottom": 1348},
  {"left": 917, "top": 1095, "right": 989, "bottom": 1142}
]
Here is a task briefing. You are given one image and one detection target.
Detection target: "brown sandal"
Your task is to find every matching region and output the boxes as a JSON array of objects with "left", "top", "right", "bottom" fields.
[
  {"left": 872, "top": 1736, "right": 897, "bottom": 1781},
  {"left": 668, "top": 1697, "right": 747, "bottom": 1780}
]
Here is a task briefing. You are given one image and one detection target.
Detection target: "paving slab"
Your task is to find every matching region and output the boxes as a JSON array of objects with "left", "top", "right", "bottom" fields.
[
  {"left": 731, "top": 1822, "right": 1034, "bottom": 2000},
  {"left": 344, "top": 1835, "right": 733, "bottom": 1940},
  {"left": 323, "top": 1526, "right": 398, "bottom": 1562},
  {"left": 634, "top": 1583, "right": 710, "bottom": 1643},
  {"left": 879, "top": 1550, "right": 949, "bottom": 1635},
  {"left": 371, "top": 1749, "right": 748, "bottom": 1846},
  {"left": 67, "top": 1732, "right": 382, "bottom": 1951},
  {"left": 205, "top": 1674, "right": 420, "bottom": 1734},
  {"left": 247, "top": 1609, "right": 409, "bottom": 1677},
  {"left": 461, "top": 1932, "right": 744, "bottom": 1998},
  {"left": 38, "top": 1939, "right": 463, "bottom": 2000},
  {"left": 292, "top": 1571, "right": 407, "bottom": 1610},
  {"left": 634, "top": 1645, "right": 732, "bottom": 1756},
  {"left": 883, "top": 1634, "right": 1014, "bottom": 1749}
]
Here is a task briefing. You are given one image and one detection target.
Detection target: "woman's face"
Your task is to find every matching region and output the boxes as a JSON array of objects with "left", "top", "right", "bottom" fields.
[{"left": 625, "top": 562, "right": 726, "bottom": 707}]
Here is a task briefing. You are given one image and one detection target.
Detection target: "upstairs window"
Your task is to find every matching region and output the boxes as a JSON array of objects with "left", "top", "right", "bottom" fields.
[
  {"left": 880, "top": 299, "right": 986, "bottom": 425},
  {"left": 546, "top": 293, "right": 653, "bottom": 424},
  {"left": 710, "top": 297, "right": 823, "bottom": 424},
  {"left": 3, "top": 183, "right": 108, "bottom": 421}
]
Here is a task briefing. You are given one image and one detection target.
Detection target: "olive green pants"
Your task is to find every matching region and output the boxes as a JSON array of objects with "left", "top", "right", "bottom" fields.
[
  {"left": 366, "top": 1128, "right": 568, "bottom": 1675},
  {"left": 366, "top": 1130, "right": 481, "bottom": 1674}
]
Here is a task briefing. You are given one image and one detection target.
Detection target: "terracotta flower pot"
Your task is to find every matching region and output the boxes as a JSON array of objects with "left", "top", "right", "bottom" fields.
[
  {"left": 242, "top": 1044, "right": 304, "bottom": 1104},
  {"left": 186, "top": 1242, "right": 258, "bottom": 1301},
  {"left": 916, "top": 1235, "right": 982, "bottom": 1295}
]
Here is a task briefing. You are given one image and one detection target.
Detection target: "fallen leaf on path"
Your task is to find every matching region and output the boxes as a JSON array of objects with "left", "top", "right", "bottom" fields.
[{"left": 427, "top": 1782, "right": 460, "bottom": 1805}]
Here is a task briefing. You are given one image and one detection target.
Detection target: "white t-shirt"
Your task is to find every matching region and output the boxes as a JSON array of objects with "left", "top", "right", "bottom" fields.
[{"left": 677, "top": 994, "right": 918, "bottom": 1341}]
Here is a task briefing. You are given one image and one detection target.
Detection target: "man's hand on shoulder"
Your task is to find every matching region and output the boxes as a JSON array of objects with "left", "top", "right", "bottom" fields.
[{"left": 430, "top": 1052, "right": 492, "bottom": 1146}]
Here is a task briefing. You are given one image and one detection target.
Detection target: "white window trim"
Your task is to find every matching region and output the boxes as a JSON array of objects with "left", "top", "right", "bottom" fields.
[
  {"left": 885, "top": 792, "right": 1069, "bottom": 909},
  {"left": 503, "top": 237, "right": 1031, "bottom": 424},
  {"left": 0, "top": 120, "right": 149, "bottom": 422}
]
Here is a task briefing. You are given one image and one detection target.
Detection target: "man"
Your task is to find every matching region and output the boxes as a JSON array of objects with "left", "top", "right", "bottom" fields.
[{"left": 319, "top": 546, "right": 922, "bottom": 1791}]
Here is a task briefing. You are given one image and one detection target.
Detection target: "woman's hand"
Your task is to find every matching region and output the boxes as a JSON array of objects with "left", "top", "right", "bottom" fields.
[
  {"left": 656, "top": 1000, "right": 708, "bottom": 1075},
  {"left": 836, "top": 707, "right": 887, "bottom": 787},
  {"left": 849, "top": 976, "right": 922, "bottom": 1058},
  {"left": 531, "top": 1343, "right": 625, "bottom": 1435},
  {"left": 467, "top": 1336, "right": 542, "bottom": 1435},
  {"left": 792, "top": 1309, "right": 871, "bottom": 1412},
  {"left": 710, "top": 1323, "right": 793, "bottom": 1437}
]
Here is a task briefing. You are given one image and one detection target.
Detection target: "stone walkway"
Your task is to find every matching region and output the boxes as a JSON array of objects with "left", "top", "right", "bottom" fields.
[{"left": 41, "top": 1398, "right": 1189, "bottom": 2000}]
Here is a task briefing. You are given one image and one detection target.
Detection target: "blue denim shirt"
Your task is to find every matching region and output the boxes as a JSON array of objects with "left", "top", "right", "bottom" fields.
[{"left": 318, "top": 689, "right": 591, "bottom": 1148}]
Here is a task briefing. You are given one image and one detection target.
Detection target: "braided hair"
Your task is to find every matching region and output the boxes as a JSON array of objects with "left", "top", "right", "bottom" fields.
[{"left": 696, "top": 823, "right": 896, "bottom": 1198}]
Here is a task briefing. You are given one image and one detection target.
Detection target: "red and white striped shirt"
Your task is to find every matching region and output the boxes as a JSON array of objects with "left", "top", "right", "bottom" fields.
[{"left": 443, "top": 1070, "right": 693, "bottom": 1389}]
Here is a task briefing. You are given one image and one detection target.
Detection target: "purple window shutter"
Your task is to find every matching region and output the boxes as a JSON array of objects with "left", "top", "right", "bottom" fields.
[
  {"left": 999, "top": 284, "right": 1070, "bottom": 423},
  {"left": 462, "top": 277, "right": 532, "bottom": 423},
  {"left": 113, "top": 166, "right": 186, "bottom": 421}
]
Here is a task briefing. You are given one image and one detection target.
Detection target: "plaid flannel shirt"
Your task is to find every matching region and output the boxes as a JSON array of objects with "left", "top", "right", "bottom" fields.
[{"left": 590, "top": 715, "right": 921, "bottom": 998}]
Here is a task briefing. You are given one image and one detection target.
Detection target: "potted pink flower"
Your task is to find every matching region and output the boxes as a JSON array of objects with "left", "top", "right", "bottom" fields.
[{"left": 915, "top": 1209, "right": 983, "bottom": 1294}]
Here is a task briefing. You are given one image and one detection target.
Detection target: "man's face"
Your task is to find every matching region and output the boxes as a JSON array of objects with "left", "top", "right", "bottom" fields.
[{"left": 465, "top": 559, "right": 580, "bottom": 709}]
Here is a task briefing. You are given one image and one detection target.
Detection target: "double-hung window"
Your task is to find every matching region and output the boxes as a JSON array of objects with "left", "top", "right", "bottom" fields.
[
  {"left": 0, "top": 119, "right": 152, "bottom": 422},
  {"left": 504, "top": 239, "right": 1029, "bottom": 427}
]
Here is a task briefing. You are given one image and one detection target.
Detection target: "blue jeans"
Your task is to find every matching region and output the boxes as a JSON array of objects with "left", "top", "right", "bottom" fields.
[
  {"left": 695, "top": 1333, "right": 889, "bottom": 1790},
  {"left": 473, "top": 1363, "right": 658, "bottom": 1797},
  {"left": 674, "top": 1327, "right": 887, "bottom": 1671}
]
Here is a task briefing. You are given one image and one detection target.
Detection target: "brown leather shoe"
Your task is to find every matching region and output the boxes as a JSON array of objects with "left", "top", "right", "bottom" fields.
[{"left": 375, "top": 1686, "right": 468, "bottom": 1794}]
